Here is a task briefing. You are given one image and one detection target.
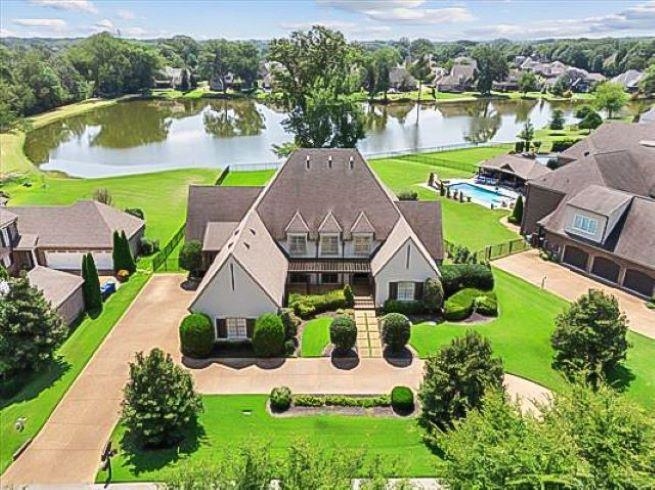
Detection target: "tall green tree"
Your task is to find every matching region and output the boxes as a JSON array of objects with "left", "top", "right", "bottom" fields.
[
  {"left": 120, "top": 230, "right": 136, "bottom": 274},
  {"left": 638, "top": 64, "right": 655, "bottom": 95},
  {"left": 410, "top": 56, "right": 432, "bottom": 104},
  {"left": 0, "top": 274, "right": 67, "bottom": 379},
  {"left": 471, "top": 45, "right": 509, "bottom": 96},
  {"left": 594, "top": 81, "right": 629, "bottom": 119},
  {"left": 518, "top": 119, "right": 535, "bottom": 150},
  {"left": 82, "top": 253, "right": 102, "bottom": 312},
  {"left": 517, "top": 71, "right": 538, "bottom": 95}
]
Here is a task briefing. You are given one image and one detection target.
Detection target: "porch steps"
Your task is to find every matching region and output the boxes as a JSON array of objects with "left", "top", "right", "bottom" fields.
[{"left": 353, "top": 295, "right": 375, "bottom": 310}]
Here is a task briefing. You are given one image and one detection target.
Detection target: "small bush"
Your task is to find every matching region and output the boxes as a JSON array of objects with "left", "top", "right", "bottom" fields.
[
  {"left": 179, "top": 240, "right": 203, "bottom": 276},
  {"left": 397, "top": 190, "right": 418, "bottom": 201},
  {"left": 444, "top": 288, "right": 498, "bottom": 321},
  {"left": 422, "top": 278, "right": 444, "bottom": 313},
  {"left": 289, "top": 290, "right": 346, "bottom": 319},
  {"left": 551, "top": 139, "right": 580, "bottom": 152},
  {"left": 514, "top": 141, "right": 525, "bottom": 153},
  {"left": 475, "top": 294, "right": 498, "bottom": 316},
  {"left": 381, "top": 313, "right": 411, "bottom": 352},
  {"left": 391, "top": 386, "right": 414, "bottom": 413},
  {"left": 125, "top": 208, "right": 145, "bottom": 220},
  {"left": 139, "top": 237, "right": 160, "bottom": 256},
  {"left": 284, "top": 339, "right": 296, "bottom": 356},
  {"left": 441, "top": 264, "right": 494, "bottom": 297},
  {"left": 269, "top": 386, "right": 292, "bottom": 412},
  {"left": 329, "top": 316, "right": 357, "bottom": 352},
  {"left": 279, "top": 308, "right": 300, "bottom": 340},
  {"left": 383, "top": 299, "right": 425, "bottom": 315},
  {"left": 179, "top": 313, "right": 214, "bottom": 358},
  {"left": 343, "top": 284, "right": 354, "bottom": 308},
  {"left": 252, "top": 313, "right": 285, "bottom": 357},
  {"left": 116, "top": 269, "right": 130, "bottom": 282}
]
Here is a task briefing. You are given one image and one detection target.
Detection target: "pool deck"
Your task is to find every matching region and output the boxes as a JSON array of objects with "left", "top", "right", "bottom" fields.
[{"left": 427, "top": 179, "right": 520, "bottom": 209}]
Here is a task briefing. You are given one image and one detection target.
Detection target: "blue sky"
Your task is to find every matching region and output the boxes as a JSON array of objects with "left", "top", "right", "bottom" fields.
[{"left": 1, "top": 0, "right": 654, "bottom": 41}]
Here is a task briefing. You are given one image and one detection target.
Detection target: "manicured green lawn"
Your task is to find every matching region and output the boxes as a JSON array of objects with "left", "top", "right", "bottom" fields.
[
  {"left": 410, "top": 269, "right": 655, "bottom": 409},
  {"left": 0, "top": 273, "right": 150, "bottom": 474},
  {"left": 3, "top": 169, "right": 217, "bottom": 246},
  {"left": 300, "top": 317, "right": 332, "bottom": 357},
  {"left": 97, "top": 395, "right": 439, "bottom": 482},
  {"left": 221, "top": 169, "right": 275, "bottom": 186}
]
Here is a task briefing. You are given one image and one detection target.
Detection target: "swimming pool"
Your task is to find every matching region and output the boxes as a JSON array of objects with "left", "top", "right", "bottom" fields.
[{"left": 448, "top": 182, "right": 515, "bottom": 207}]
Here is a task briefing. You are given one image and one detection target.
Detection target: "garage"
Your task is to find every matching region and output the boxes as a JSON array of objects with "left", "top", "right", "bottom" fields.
[
  {"left": 623, "top": 269, "right": 655, "bottom": 298},
  {"left": 45, "top": 250, "right": 113, "bottom": 271},
  {"left": 591, "top": 256, "right": 621, "bottom": 283},
  {"left": 562, "top": 246, "right": 589, "bottom": 270}
]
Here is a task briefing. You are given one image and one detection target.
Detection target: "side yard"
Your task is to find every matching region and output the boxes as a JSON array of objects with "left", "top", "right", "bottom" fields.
[{"left": 0, "top": 273, "right": 150, "bottom": 474}]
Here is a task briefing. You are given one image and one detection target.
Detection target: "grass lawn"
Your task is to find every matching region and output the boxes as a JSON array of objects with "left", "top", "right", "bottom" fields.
[
  {"left": 221, "top": 169, "right": 275, "bottom": 186},
  {"left": 97, "top": 395, "right": 439, "bottom": 482},
  {"left": 300, "top": 317, "right": 332, "bottom": 357},
  {"left": 0, "top": 272, "right": 150, "bottom": 474},
  {"left": 534, "top": 125, "right": 592, "bottom": 152},
  {"left": 410, "top": 269, "right": 655, "bottom": 409}
]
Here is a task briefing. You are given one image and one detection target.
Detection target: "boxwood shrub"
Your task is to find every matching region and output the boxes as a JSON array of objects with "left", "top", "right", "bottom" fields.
[
  {"left": 270, "top": 386, "right": 292, "bottom": 412},
  {"left": 391, "top": 386, "right": 414, "bottom": 413},
  {"left": 252, "top": 313, "right": 285, "bottom": 357},
  {"left": 381, "top": 313, "right": 412, "bottom": 351},
  {"left": 288, "top": 290, "right": 347, "bottom": 319},
  {"left": 383, "top": 299, "right": 425, "bottom": 315},
  {"left": 293, "top": 394, "right": 391, "bottom": 408},
  {"left": 179, "top": 313, "right": 214, "bottom": 358},
  {"left": 441, "top": 264, "right": 494, "bottom": 298},
  {"left": 329, "top": 316, "right": 357, "bottom": 352},
  {"left": 444, "top": 288, "right": 498, "bottom": 321}
]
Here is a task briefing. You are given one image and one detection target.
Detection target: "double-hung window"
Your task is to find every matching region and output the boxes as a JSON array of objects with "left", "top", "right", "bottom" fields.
[
  {"left": 397, "top": 281, "right": 416, "bottom": 301},
  {"left": 572, "top": 214, "right": 598, "bottom": 235},
  {"left": 226, "top": 318, "right": 247, "bottom": 339},
  {"left": 353, "top": 234, "right": 371, "bottom": 255},
  {"left": 288, "top": 234, "right": 307, "bottom": 255},
  {"left": 320, "top": 234, "right": 339, "bottom": 256}
]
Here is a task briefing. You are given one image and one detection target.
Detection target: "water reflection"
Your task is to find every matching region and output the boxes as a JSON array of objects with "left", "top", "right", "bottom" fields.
[{"left": 203, "top": 100, "right": 265, "bottom": 137}]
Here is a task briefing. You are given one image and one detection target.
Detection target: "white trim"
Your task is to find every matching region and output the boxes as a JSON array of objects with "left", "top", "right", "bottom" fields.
[
  {"left": 318, "top": 210, "right": 343, "bottom": 233},
  {"left": 284, "top": 210, "right": 310, "bottom": 233},
  {"left": 350, "top": 211, "right": 375, "bottom": 235},
  {"left": 572, "top": 213, "right": 598, "bottom": 236}
]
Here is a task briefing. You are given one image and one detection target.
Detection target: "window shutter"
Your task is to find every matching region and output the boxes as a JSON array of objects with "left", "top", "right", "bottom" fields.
[
  {"left": 414, "top": 282, "right": 424, "bottom": 301},
  {"left": 216, "top": 319, "right": 228, "bottom": 339},
  {"left": 389, "top": 282, "right": 398, "bottom": 300},
  {"left": 246, "top": 319, "right": 256, "bottom": 339}
]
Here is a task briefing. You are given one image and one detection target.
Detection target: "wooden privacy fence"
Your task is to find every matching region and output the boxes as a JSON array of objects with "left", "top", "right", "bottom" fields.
[{"left": 444, "top": 237, "right": 531, "bottom": 264}]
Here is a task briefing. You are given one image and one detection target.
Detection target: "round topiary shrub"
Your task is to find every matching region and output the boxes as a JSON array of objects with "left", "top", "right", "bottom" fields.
[
  {"left": 252, "top": 313, "right": 285, "bottom": 357},
  {"left": 179, "top": 313, "right": 214, "bottom": 358},
  {"left": 330, "top": 315, "right": 357, "bottom": 352},
  {"left": 422, "top": 277, "right": 444, "bottom": 313},
  {"left": 391, "top": 386, "right": 414, "bottom": 413},
  {"left": 279, "top": 308, "right": 301, "bottom": 340},
  {"left": 381, "top": 313, "right": 411, "bottom": 352},
  {"left": 269, "top": 386, "right": 292, "bottom": 412}
]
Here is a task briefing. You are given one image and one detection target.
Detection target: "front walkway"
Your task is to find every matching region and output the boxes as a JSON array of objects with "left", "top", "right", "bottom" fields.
[
  {"left": 354, "top": 310, "right": 383, "bottom": 358},
  {"left": 495, "top": 249, "right": 655, "bottom": 339}
]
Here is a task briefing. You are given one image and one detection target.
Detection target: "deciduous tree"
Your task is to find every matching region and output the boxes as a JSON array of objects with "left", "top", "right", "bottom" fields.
[
  {"left": 594, "top": 81, "right": 629, "bottom": 119},
  {"left": 471, "top": 45, "right": 508, "bottom": 96}
]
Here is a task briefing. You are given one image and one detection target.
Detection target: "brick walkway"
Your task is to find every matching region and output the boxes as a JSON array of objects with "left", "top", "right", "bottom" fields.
[{"left": 354, "top": 309, "right": 383, "bottom": 357}]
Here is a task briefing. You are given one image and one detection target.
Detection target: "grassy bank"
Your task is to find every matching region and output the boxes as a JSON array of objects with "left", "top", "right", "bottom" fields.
[
  {"left": 0, "top": 273, "right": 150, "bottom": 474},
  {"left": 97, "top": 394, "right": 438, "bottom": 482}
]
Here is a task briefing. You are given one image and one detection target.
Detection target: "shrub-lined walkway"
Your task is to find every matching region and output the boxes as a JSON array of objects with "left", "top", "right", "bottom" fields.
[{"left": 355, "top": 310, "right": 383, "bottom": 358}]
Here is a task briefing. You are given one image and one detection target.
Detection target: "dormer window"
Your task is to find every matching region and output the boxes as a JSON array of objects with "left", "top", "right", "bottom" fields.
[
  {"left": 320, "top": 234, "right": 339, "bottom": 256},
  {"left": 353, "top": 234, "right": 372, "bottom": 255},
  {"left": 288, "top": 234, "right": 307, "bottom": 255},
  {"left": 572, "top": 214, "right": 598, "bottom": 235}
]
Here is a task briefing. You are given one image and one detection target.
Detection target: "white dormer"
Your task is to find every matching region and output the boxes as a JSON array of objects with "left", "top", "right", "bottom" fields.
[
  {"left": 318, "top": 211, "right": 342, "bottom": 257},
  {"left": 285, "top": 211, "right": 310, "bottom": 256}
]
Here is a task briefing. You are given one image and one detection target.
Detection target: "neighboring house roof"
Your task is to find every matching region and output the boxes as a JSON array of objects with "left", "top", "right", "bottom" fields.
[
  {"left": 185, "top": 185, "right": 262, "bottom": 242},
  {"left": 255, "top": 149, "right": 401, "bottom": 241},
  {"left": 202, "top": 221, "right": 239, "bottom": 252},
  {"left": 27, "top": 266, "right": 83, "bottom": 309},
  {"left": 611, "top": 70, "right": 643, "bottom": 89},
  {"left": 639, "top": 107, "right": 655, "bottom": 124},
  {"left": 396, "top": 200, "right": 444, "bottom": 261},
  {"left": 389, "top": 66, "right": 418, "bottom": 88},
  {"left": 9, "top": 201, "right": 144, "bottom": 249},
  {"left": 566, "top": 185, "right": 633, "bottom": 217},
  {"left": 14, "top": 233, "right": 39, "bottom": 250},
  {"left": 0, "top": 208, "right": 17, "bottom": 228},
  {"left": 481, "top": 154, "right": 552, "bottom": 181}
]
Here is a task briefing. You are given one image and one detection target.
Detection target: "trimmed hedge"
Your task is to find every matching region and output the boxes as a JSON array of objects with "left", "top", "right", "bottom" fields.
[
  {"left": 441, "top": 264, "right": 494, "bottom": 298},
  {"left": 270, "top": 386, "right": 292, "bottom": 412},
  {"left": 289, "top": 289, "right": 347, "bottom": 319},
  {"left": 293, "top": 394, "right": 391, "bottom": 408},
  {"left": 422, "top": 277, "right": 444, "bottom": 313},
  {"left": 381, "top": 313, "right": 411, "bottom": 351},
  {"left": 551, "top": 139, "right": 581, "bottom": 152},
  {"left": 179, "top": 313, "right": 214, "bottom": 358},
  {"left": 444, "top": 288, "right": 498, "bottom": 321},
  {"left": 329, "top": 316, "right": 357, "bottom": 352},
  {"left": 391, "top": 386, "right": 414, "bottom": 413},
  {"left": 252, "top": 313, "right": 285, "bottom": 357},
  {"left": 383, "top": 299, "right": 425, "bottom": 315},
  {"left": 279, "top": 308, "right": 300, "bottom": 340}
]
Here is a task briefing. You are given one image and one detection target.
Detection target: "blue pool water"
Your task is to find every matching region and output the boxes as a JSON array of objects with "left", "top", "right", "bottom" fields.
[{"left": 448, "top": 182, "right": 514, "bottom": 206}]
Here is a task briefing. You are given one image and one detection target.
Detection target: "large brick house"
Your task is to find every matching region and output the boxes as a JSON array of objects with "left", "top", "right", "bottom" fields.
[
  {"left": 185, "top": 149, "right": 444, "bottom": 341},
  {"left": 521, "top": 122, "right": 655, "bottom": 298}
]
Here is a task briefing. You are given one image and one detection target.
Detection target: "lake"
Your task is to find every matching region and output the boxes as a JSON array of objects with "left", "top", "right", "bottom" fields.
[{"left": 24, "top": 97, "right": 605, "bottom": 177}]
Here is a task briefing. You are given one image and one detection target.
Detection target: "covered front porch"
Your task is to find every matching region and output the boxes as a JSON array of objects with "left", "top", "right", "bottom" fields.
[{"left": 285, "top": 259, "right": 373, "bottom": 296}]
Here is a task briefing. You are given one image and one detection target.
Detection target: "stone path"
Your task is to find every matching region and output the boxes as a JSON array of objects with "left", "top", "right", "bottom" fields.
[{"left": 354, "top": 309, "right": 383, "bottom": 358}]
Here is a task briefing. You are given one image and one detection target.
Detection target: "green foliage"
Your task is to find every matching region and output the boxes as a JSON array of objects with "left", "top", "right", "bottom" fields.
[
  {"left": 124, "top": 207, "right": 144, "bottom": 220},
  {"left": 517, "top": 71, "right": 538, "bottom": 94},
  {"left": 343, "top": 284, "right": 354, "bottom": 308},
  {"left": 288, "top": 289, "right": 346, "bottom": 319},
  {"left": 549, "top": 109, "right": 565, "bottom": 130},
  {"left": 594, "top": 81, "right": 629, "bottom": 118},
  {"left": 578, "top": 110, "right": 603, "bottom": 129},
  {"left": 391, "top": 386, "right": 414, "bottom": 413},
  {"left": 293, "top": 394, "right": 391, "bottom": 408},
  {"left": 509, "top": 195, "right": 523, "bottom": 224},
  {"left": 574, "top": 104, "right": 595, "bottom": 119},
  {"left": 82, "top": 253, "right": 102, "bottom": 312},
  {"left": 381, "top": 313, "right": 411, "bottom": 352},
  {"left": 448, "top": 244, "right": 479, "bottom": 264},
  {"left": 514, "top": 140, "right": 524, "bottom": 153},
  {"left": 179, "top": 313, "right": 214, "bottom": 358},
  {"left": 397, "top": 190, "right": 418, "bottom": 201},
  {"left": 422, "top": 277, "right": 444, "bottom": 313},
  {"left": 551, "top": 289, "right": 629, "bottom": 386},
  {"left": 0, "top": 264, "right": 8, "bottom": 280},
  {"left": 518, "top": 119, "right": 534, "bottom": 149},
  {"left": 440, "top": 264, "right": 494, "bottom": 298},
  {"left": 471, "top": 44, "right": 509, "bottom": 95},
  {"left": 252, "top": 313, "right": 285, "bottom": 357},
  {"left": 269, "top": 386, "right": 292, "bottom": 412},
  {"left": 112, "top": 230, "right": 136, "bottom": 274},
  {"left": 0, "top": 274, "right": 67, "bottom": 379},
  {"left": 640, "top": 64, "right": 655, "bottom": 95},
  {"left": 122, "top": 348, "right": 203, "bottom": 448},
  {"left": 382, "top": 299, "right": 426, "bottom": 315},
  {"left": 444, "top": 288, "right": 497, "bottom": 321},
  {"left": 419, "top": 331, "right": 504, "bottom": 436},
  {"left": 279, "top": 308, "right": 300, "bottom": 340},
  {"left": 178, "top": 240, "right": 202, "bottom": 276},
  {"left": 329, "top": 315, "right": 357, "bottom": 352},
  {"left": 551, "top": 74, "right": 571, "bottom": 96},
  {"left": 138, "top": 237, "right": 160, "bottom": 256},
  {"left": 551, "top": 139, "right": 581, "bottom": 152}
]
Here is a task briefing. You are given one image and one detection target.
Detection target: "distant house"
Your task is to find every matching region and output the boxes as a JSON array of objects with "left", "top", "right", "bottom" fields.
[
  {"left": 521, "top": 122, "right": 655, "bottom": 298},
  {"left": 154, "top": 66, "right": 191, "bottom": 89},
  {"left": 258, "top": 61, "right": 283, "bottom": 90},
  {"left": 27, "top": 266, "right": 84, "bottom": 326},
  {"left": 518, "top": 58, "right": 604, "bottom": 93},
  {"left": 611, "top": 70, "right": 644, "bottom": 93},
  {"left": 492, "top": 69, "right": 521, "bottom": 92},
  {"left": 210, "top": 72, "right": 237, "bottom": 91},
  {"left": 478, "top": 153, "right": 552, "bottom": 190},
  {"left": 639, "top": 106, "right": 655, "bottom": 124},
  {"left": 435, "top": 57, "right": 477, "bottom": 93},
  {"left": 389, "top": 65, "right": 418, "bottom": 91}
]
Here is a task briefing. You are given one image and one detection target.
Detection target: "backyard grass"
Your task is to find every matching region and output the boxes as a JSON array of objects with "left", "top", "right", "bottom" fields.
[
  {"left": 97, "top": 394, "right": 438, "bottom": 482},
  {"left": 220, "top": 169, "right": 275, "bottom": 186},
  {"left": 0, "top": 272, "right": 150, "bottom": 474},
  {"left": 534, "top": 125, "right": 592, "bottom": 152},
  {"left": 410, "top": 268, "right": 655, "bottom": 409},
  {"left": 300, "top": 317, "right": 332, "bottom": 357}
]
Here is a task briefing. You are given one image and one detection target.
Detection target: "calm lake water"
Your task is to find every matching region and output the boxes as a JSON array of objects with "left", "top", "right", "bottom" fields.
[{"left": 24, "top": 97, "right": 628, "bottom": 178}]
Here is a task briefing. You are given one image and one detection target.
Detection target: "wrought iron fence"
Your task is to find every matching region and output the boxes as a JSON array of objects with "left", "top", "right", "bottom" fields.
[
  {"left": 152, "top": 223, "right": 185, "bottom": 272},
  {"left": 444, "top": 237, "right": 531, "bottom": 264}
]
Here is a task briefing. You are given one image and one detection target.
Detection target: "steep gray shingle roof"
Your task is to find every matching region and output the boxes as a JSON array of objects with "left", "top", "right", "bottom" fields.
[
  {"left": 0, "top": 208, "right": 17, "bottom": 228},
  {"left": 481, "top": 154, "right": 552, "bottom": 181},
  {"left": 27, "top": 266, "right": 83, "bottom": 308},
  {"left": 9, "top": 201, "right": 144, "bottom": 249},
  {"left": 566, "top": 185, "right": 632, "bottom": 217},
  {"left": 396, "top": 200, "right": 444, "bottom": 260},
  {"left": 202, "top": 221, "right": 239, "bottom": 252}
]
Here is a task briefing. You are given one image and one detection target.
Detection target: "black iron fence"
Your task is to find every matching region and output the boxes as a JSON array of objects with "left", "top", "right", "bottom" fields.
[
  {"left": 152, "top": 224, "right": 185, "bottom": 272},
  {"left": 444, "top": 237, "right": 531, "bottom": 264}
]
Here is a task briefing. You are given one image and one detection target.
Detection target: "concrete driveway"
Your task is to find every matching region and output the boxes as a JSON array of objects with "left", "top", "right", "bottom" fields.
[{"left": 495, "top": 250, "right": 655, "bottom": 339}]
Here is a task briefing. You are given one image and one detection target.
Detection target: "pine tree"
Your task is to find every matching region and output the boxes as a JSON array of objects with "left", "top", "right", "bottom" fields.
[
  {"left": 83, "top": 253, "right": 102, "bottom": 312},
  {"left": 510, "top": 195, "right": 524, "bottom": 224},
  {"left": 0, "top": 274, "right": 67, "bottom": 378},
  {"left": 120, "top": 230, "right": 136, "bottom": 274}
]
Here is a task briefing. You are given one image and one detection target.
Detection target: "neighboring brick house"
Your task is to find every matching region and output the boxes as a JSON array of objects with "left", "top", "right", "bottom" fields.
[
  {"left": 521, "top": 122, "right": 655, "bottom": 298},
  {"left": 186, "top": 149, "right": 444, "bottom": 341}
]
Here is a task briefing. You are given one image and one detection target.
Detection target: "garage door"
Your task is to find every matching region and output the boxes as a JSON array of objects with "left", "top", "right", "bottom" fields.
[
  {"left": 45, "top": 251, "right": 113, "bottom": 271},
  {"left": 623, "top": 269, "right": 655, "bottom": 298},
  {"left": 591, "top": 257, "right": 620, "bottom": 283},
  {"left": 562, "top": 246, "right": 589, "bottom": 270}
]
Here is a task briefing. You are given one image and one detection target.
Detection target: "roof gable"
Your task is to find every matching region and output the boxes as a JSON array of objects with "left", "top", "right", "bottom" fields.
[
  {"left": 350, "top": 211, "right": 376, "bottom": 234},
  {"left": 285, "top": 211, "right": 310, "bottom": 233},
  {"left": 318, "top": 211, "right": 342, "bottom": 233}
]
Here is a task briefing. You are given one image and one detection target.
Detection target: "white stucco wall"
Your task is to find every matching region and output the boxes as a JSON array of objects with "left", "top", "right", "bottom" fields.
[
  {"left": 373, "top": 239, "right": 438, "bottom": 306},
  {"left": 190, "top": 256, "right": 279, "bottom": 323}
]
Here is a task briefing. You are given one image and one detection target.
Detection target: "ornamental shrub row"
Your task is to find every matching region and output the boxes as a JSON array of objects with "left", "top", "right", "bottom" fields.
[
  {"left": 289, "top": 289, "right": 347, "bottom": 319},
  {"left": 441, "top": 264, "right": 494, "bottom": 298},
  {"left": 293, "top": 394, "right": 391, "bottom": 408},
  {"left": 444, "top": 288, "right": 498, "bottom": 321},
  {"left": 383, "top": 299, "right": 425, "bottom": 315}
]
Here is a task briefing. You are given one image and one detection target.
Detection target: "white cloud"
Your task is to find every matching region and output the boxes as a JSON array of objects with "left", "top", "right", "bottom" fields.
[
  {"left": 0, "top": 28, "right": 18, "bottom": 37},
  {"left": 93, "top": 18, "right": 116, "bottom": 32},
  {"left": 280, "top": 19, "right": 391, "bottom": 37},
  {"left": 318, "top": 0, "right": 474, "bottom": 24},
  {"left": 13, "top": 18, "right": 67, "bottom": 30},
  {"left": 28, "top": 0, "right": 98, "bottom": 14},
  {"left": 117, "top": 9, "right": 136, "bottom": 20}
]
